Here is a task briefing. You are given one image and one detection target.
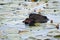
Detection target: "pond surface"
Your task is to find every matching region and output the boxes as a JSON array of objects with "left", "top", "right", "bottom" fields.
[{"left": 0, "top": 2, "right": 60, "bottom": 40}]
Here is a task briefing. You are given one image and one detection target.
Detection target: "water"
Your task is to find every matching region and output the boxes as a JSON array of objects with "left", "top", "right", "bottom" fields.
[{"left": 0, "top": 1, "right": 60, "bottom": 40}]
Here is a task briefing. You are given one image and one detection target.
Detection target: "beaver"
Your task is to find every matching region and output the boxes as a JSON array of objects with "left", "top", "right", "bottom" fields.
[{"left": 23, "top": 13, "right": 49, "bottom": 26}]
